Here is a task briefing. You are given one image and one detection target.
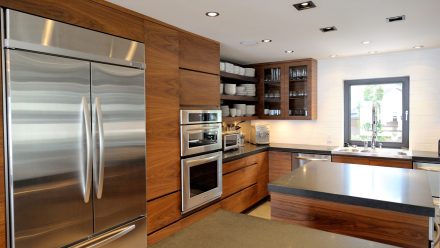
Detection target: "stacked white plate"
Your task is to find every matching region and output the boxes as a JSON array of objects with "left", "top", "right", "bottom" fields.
[
  {"left": 224, "top": 84, "right": 236, "bottom": 95},
  {"left": 244, "top": 68, "right": 256, "bottom": 77},
  {"left": 240, "top": 84, "right": 256, "bottom": 96},
  {"left": 236, "top": 86, "right": 246, "bottom": 96},
  {"left": 221, "top": 105, "right": 229, "bottom": 117},
  {"left": 220, "top": 83, "right": 224, "bottom": 94},
  {"left": 225, "top": 63, "right": 234, "bottom": 73},
  {"left": 246, "top": 105, "right": 256, "bottom": 116},
  {"left": 233, "top": 104, "right": 246, "bottom": 117}
]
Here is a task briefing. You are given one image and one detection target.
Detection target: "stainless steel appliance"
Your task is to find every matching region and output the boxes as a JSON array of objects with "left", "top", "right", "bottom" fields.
[
  {"left": 2, "top": 10, "right": 146, "bottom": 248},
  {"left": 223, "top": 132, "right": 240, "bottom": 151},
  {"left": 250, "top": 124, "right": 270, "bottom": 145},
  {"left": 180, "top": 110, "right": 222, "bottom": 157},
  {"left": 180, "top": 110, "right": 222, "bottom": 214},
  {"left": 292, "top": 153, "right": 331, "bottom": 170}
]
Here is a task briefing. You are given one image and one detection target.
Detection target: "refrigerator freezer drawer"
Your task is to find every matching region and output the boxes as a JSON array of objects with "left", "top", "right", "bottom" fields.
[{"left": 70, "top": 217, "right": 146, "bottom": 248}]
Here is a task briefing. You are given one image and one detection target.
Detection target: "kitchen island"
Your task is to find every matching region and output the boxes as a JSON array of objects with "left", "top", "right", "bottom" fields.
[
  {"left": 152, "top": 210, "right": 397, "bottom": 248},
  {"left": 268, "top": 161, "right": 435, "bottom": 248}
]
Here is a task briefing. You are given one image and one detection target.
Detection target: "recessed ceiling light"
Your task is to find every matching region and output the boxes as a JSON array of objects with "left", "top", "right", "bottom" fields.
[
  {"left": 320, "top": 26, "right": 337, "bottom": 33},
  {"left": 386, "top": 15, "right": 405, "bottom": 23},
  {"left": 293, "top": 1, "right": 316, "bottom": 11},
  {"left": 205, "top": 12, "right": 219, "bottom": 17},
  {"left": 413, "top": 45, "right": 424, "bottom": 49},
  {"left": 285, "top": 50, "right": 294, "bottom": 54},
  {"left": 261, "top": 39, "right": 272, "bottom": 43},
  {"left": 361, "top": 41, "right": 371, "bottom": 45},
  {"left": 330, "top": 55, "right": 337, "bottom": 58},
  {"left": 368, "top": 51, "right": 379, "bottom": 54}
]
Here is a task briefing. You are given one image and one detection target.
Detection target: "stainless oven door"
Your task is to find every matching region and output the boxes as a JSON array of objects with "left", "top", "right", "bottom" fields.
[
  {"left": 181, "top": 124, "right": 222, "bottom": 156},
  {"left": 181, "top": 152, "right": 222, "bottom": 214}
]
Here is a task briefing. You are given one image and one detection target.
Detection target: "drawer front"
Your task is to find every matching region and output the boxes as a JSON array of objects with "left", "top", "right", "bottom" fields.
[
  {"left": 221, "top": 184, "right": 258, "bottom": 213},
  {"left": 369, "top": 158, "right": 412, "bottom": 169},
  {"left": 146, "top": 191, "right": 181, "bottom": 234},
  {"left": 222, "top": 163, "right": 259, "bottom": 198},
  {"left": 223, "top": 157, "right": 248, "bottom": 174},
  {"left": 331, "top": 155, "right": 369, "bottom": 165}
]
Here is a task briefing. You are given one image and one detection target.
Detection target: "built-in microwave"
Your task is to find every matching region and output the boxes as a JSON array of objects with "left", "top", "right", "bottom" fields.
[{"left": 181, "top": 151, "right": 222, "bottom": 214}]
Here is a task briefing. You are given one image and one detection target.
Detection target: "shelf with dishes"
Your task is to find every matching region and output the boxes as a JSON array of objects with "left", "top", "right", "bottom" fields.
[{"left": 221, "top": 95, "right": 257, "bottom": 102}]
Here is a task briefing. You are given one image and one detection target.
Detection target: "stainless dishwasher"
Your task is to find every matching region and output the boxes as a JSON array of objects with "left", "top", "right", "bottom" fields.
[{"left": 292, "top": 153, "right": 331, "bottom": 170}]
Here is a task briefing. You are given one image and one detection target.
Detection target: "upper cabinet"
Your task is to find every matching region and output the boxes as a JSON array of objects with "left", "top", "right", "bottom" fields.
[
  {"left": 180, "top": 70, "right": 220, "bottom": 107},
  {"left": 256, "top": 59, "right": 317, "bottom": 120},
  {"left": 179, "top": 32, "right": 220, "bottom": 75}
]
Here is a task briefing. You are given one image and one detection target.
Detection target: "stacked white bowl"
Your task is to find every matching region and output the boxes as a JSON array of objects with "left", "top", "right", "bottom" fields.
[
  {"left": 246, "top": 105, "right": 256, "bottom": 116},
  {"left": 236, "top": 86, "right": 246, "bottom": 96},
  {"left": 224, "top": 84, "right": 236, "bottom": 95},
  {"left": 221, "top": 105, "right": 229, "bottom": 117},
  {"left": 241, "top": 84, "right": 256, "bottom": 96},
  {"left": 220, "top": 62, "right": 256, "bottom": 78},
  {"left": 233, "top": 104, "right": 246, "bottom": 117}
]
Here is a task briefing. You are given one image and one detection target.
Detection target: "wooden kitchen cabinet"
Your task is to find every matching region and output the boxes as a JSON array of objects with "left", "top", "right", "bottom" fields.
[
  {"left": 179, "top": 32, "right": 220, "bottom": 75},
  {"left": 269, "top": 151, "right": 292, "bottom": 182},
  {"left": 222, "top": 163, "right": 259, "bottom": 199},
  {"left": 145, "top": 21, "right": 181, "bottom": 201},
  {"left": 221, "top": 184, "right": 259, "bottom": 213},
  {"left": 254, "top": 59, "right": 317, "bottom": 120},
  {"left": 332, "top": 155, "right": 412, "bottom": 169},
  {"left": 146, "top": 191, "right": 181, "bottom": 234},
  {"left": 179, "top": 69, "right": 220, "bottom": 107}
]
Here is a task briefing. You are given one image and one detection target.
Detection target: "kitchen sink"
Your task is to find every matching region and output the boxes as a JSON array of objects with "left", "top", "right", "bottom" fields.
[{"left": 332, "top": 147, "right": 412, "bottom": 159}]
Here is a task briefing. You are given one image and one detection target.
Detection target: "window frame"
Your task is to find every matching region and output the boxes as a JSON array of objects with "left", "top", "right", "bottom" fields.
[{"left": 344, "top": 76, "right": 410, "bottom": 149}]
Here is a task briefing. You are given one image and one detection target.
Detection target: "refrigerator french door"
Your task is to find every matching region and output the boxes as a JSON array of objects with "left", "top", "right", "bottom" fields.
[{"left": 3, "top": 9, "right": 146, "bottom": 248}]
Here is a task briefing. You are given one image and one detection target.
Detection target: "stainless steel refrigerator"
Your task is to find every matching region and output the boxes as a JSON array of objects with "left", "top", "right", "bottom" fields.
[{"left": 2, "top": 9, "right": 147, "bottom": 248}]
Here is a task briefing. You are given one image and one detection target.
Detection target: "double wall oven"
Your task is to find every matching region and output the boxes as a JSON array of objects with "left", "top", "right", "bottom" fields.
[{"left": 180, "top": 110, "right": 223, "bottom": 214}]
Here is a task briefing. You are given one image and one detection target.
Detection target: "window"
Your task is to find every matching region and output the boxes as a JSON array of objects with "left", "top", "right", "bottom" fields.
[{"left": 344, "top": 77, "right": 409, "bottom": 148}]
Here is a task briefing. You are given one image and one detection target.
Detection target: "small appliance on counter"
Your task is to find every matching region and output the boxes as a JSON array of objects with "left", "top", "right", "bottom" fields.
[
  {"left": 250, "top": 124, "right": 270, "bottom": 145},
  {"left": 223, "top": 132, "right": 240, "bottom": 151}
]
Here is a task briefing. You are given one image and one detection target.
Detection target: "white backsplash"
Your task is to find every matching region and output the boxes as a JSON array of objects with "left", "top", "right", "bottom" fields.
[{"left": 253, "top": 48, "right": 440, "bottom": 152}]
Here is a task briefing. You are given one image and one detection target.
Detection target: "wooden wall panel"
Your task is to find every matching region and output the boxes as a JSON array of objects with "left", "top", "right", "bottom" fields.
[
  {"left": 146, "top": 191, "right": 181, "bottom": 234},
  {"left": 145, "top": 21, "right": 180, "bottom": 201},
  {"left": 179, "top": 69, "right": 220, "bottom": 107},
  {"left": 271, "top": 193, "right": 429, "bottom": 248},
  {"left": 179, "top": 32, "right": 220, "bottom": 75},
  {"left": 0, "top": 0, "right": 144, "bottom": 41},
  {"left": 255, "top": 152, "right": 269, "bottom": 199},
  {"left": 268, "top": 151, "right": 292, "bottom": 182}
]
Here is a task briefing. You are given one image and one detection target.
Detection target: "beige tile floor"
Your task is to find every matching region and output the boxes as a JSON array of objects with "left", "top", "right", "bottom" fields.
[{"left": 247, "top": 201, "right": 271, "bottom": 220}]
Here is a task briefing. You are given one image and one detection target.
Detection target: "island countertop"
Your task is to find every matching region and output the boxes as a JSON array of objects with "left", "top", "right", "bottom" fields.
[
  {"left": 268, "top": 161, "right": 435, "bottom": 217},
  {"left": 151, "top": 210, "right": 397, "bottom": 248}
]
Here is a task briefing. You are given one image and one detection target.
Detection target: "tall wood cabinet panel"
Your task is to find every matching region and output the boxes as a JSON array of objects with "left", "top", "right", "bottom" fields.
[
  {"left": 269, "top": 151, "right": 292, "bottom": 182},
  {"left": 0, "top": 0, "right": 144, "bottom": 42},
  {"left": 145, "top": 21, "right": 181, "bottom": 201},
  {"left": 179, "top": 69, "right": 220, "bottom": 107},
  {"left": 179, "top": 32, "right": 220, "bottom": 75}
]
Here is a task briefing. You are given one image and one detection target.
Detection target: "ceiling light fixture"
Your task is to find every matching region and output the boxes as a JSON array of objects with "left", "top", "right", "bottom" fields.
[
  {"left": 320, "top": 26, "right": 337, "bottom": 33},
  {"left": 205, "top": 12, "right": 220, "bottom": 17},
  {"left": 413, "top": 45, "right": 424, "bottom": 49},
  {"left": 386, "top": 15, "right": 406, "bottom": 23},
  {"left": 261, "top": 39, "right": 272, "bottom": 43},
  {"left": 361, "top": 41, "right": 371, "bottom": 45},
  {"left": 330, "top": 55, "right": 337, "bottom": 58},
  {"left": 285, "top": 50, "right": 294, "bottom": 54},
  {"left": 368, "top": 51, "right": 378, "bottom": 54},
  {"left": 293, "top": 1, "right": 316, "bottom": 11}
]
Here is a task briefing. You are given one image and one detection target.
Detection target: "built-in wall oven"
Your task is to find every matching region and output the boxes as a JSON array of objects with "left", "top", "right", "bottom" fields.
[{"left": 180, "top": 110, "right": 222, "bottom": 214}]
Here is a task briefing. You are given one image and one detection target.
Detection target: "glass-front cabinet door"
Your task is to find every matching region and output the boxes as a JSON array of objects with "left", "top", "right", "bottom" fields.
[
  {"left": 288, "top": 65, "right": 309, "bottom": 117},
  {"left": 262, "top": 66, "right": 283, "bottom": 117}
]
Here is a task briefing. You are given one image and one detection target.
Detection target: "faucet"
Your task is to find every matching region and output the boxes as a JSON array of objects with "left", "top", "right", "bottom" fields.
[{"left": 371, "top": 103, "right": 378, "bottom": 150}]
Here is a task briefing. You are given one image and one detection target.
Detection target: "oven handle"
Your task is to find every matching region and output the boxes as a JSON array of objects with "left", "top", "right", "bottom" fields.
[
  {"left": 187, "top": 155, "right": 220, "bottom": 167},
  {"left": 185, "top": 126, "right": 221, "bottom": 133}
]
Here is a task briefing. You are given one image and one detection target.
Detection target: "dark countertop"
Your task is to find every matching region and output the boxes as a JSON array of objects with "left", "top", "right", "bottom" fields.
[
  {"left": 268, "top": 161, "right": 435, "bottom": 217},
  {"left": 151, "top": 210, "right": 397, "bottom": 248},
  {"left": 412, "top": 150, "right": 440, "bottom": 163},
  {"left": 223, "top": 143, "right": 268, "bottom": 163}
]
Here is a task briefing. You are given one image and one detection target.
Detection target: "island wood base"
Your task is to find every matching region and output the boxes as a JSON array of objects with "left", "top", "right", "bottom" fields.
[{"left": 271, "top": 193, "right": 430, "bottom": 248}]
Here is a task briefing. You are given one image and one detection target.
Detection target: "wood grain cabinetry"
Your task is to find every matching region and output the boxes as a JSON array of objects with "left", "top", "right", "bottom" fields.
[
  {"left": 146, "top": 191, "right": 181, "bottom": 234},
  {"left": 222, "top": 163, "right": 259, "bottom": 198},
  {"left": 332, "top": 155, "right": 412, "bottom": 169},
  {"left": 179, "top": 32, "right": 220, "bottom": 75},
  {"left": 179, "top": 69, "right": 220, "bottom": 107},
  {"left": 221, "top": 184, "right": 258, "bottom": 213},
  {"left": 269, "top": 151, "right": 292, "bottom": 182},
  {"left": 145, "top": 21, "right": 181, "bottom": 201},
  {"left": 254, "top": 59, "right": 317, "bottom": 120}
]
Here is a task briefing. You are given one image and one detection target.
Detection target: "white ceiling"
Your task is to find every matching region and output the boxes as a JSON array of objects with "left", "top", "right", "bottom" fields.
[{"left": 108, "top": 0, "right": 440, "bottom": 64}]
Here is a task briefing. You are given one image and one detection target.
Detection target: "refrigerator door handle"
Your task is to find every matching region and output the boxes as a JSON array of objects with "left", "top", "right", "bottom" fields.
[
  {"left": 71, "top": 224, "right": 136, "bottom": 248},
  {"left": 94, "top": 96, "right": 105, "bottom": 199},
  {"left": 82, "top": 96, "right": 93, "bottom": 203}
]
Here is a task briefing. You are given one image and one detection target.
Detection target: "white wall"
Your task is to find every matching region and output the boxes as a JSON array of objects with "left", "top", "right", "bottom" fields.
[{"left": 252, "top": 48, "right": 440, "bottom": 152}]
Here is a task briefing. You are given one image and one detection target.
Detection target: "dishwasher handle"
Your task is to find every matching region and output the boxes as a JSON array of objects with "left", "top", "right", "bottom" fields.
[{"left": 294, "top": 156, "right": 329, "bottom": 161}]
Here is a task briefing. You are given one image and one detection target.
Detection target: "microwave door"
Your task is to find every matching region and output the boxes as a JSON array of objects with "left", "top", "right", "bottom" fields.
[
  {"left": 181, "top": 124, "right": 222, "bottom": 156},
  {"left": 91, "top": 63, "right": 146, "bottom": 233},
  {"left": 6, "top": 50, "right": 94, "bottom": 248}
]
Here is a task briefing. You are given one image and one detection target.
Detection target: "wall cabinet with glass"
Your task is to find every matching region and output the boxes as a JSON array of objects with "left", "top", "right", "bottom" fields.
[{"left": 256, "top": 59, "right": 317, "bottom": 120}]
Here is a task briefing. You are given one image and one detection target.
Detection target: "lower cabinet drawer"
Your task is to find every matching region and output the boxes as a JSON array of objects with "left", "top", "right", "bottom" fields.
[
  {"left": 331, "top": 155, "right": 369, "bottom": 165},
  {"left": 221, "top": 184, "right": 258, "bottom": 213},
  {"left": 369, "top": 158, "right": 412, "bottom": 168},
  {"left": 146, "top": 191, "right": 181, "bottom": 234},
  {"left": 222, "top": 163, "right": 258, "bottom": 198}
]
